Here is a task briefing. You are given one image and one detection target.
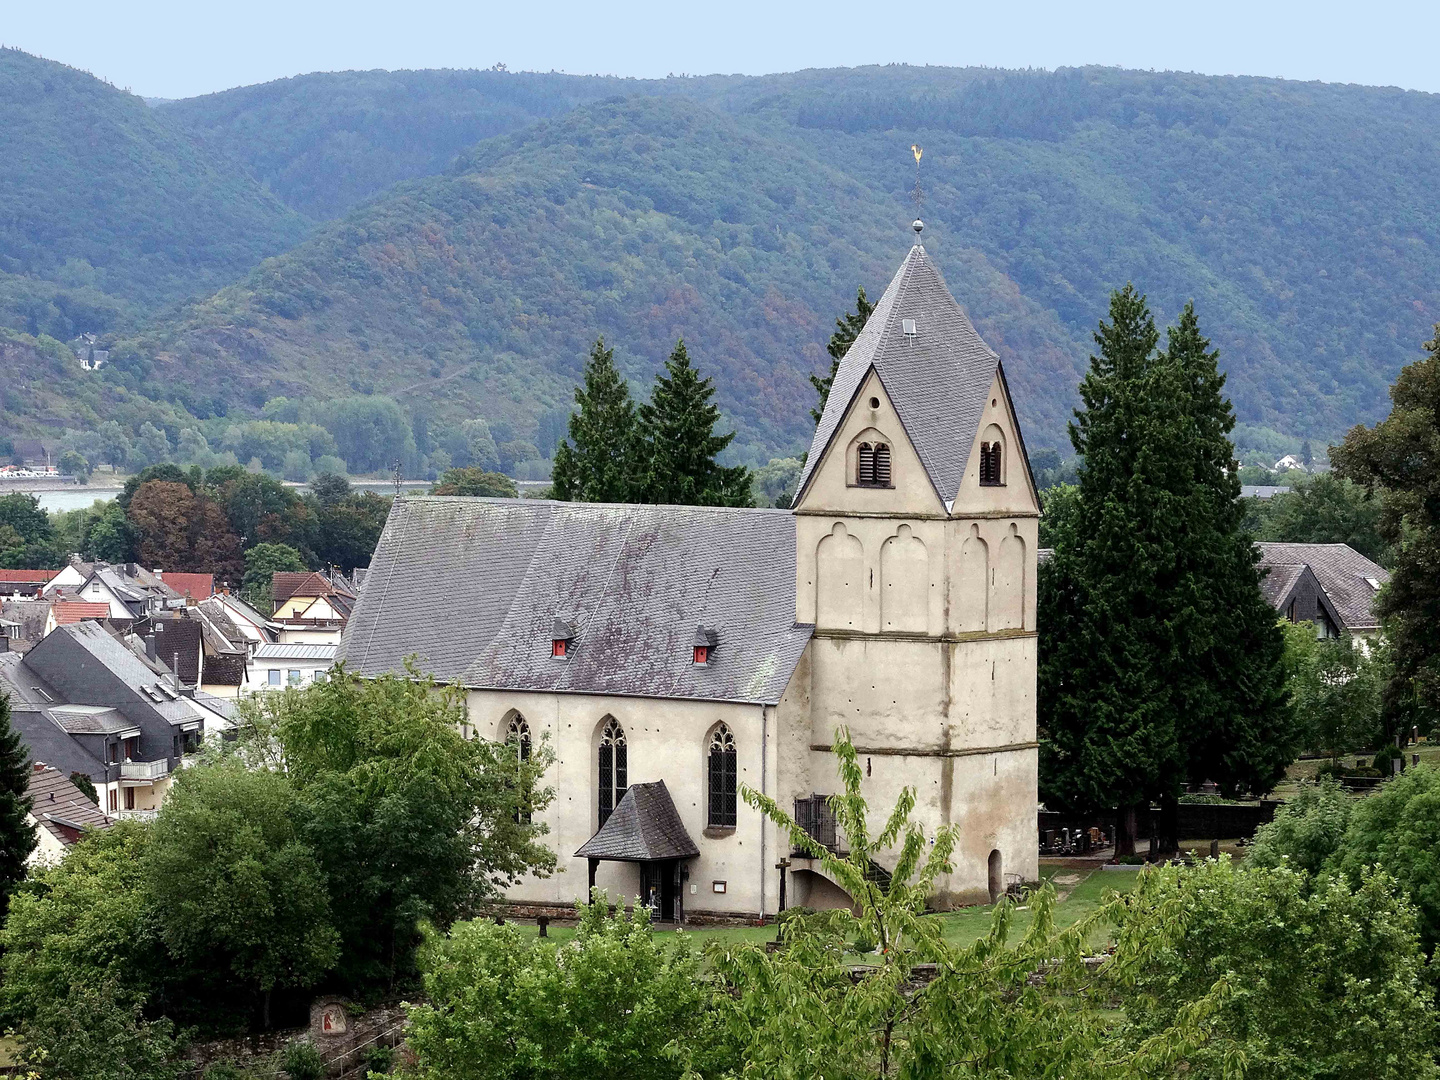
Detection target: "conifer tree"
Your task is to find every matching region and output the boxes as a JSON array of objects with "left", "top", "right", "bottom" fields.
[
  {"left": 634, "top": 340, "right": 752, "bottom": 506},
  {"left": 1040, "top": 291, "right": 1294, "bottom": 856},
  {"left": 0, "top": 692, "right": 36, "bottom": 914},
  {"left": 810, "top": 287, "right": 873, "bottom": 424},
  {"left": 550, "top": 338, "right": 639, "bottom": 503}
]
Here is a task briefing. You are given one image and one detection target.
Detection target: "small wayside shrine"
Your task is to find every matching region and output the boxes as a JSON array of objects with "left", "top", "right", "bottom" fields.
[{"left": 343, "top": 216, "right": 1040, "bottom": 918}]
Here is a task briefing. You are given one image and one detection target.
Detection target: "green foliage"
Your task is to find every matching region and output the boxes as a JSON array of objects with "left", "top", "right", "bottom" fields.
[
  {"left": 207, "top": 468, "right": 317, "bottom": 560},
  {"left": 1280, "top": 621, "right": 1387, "bottom": 761},
  {"left": 118, "top": 464, "right": 194, "bottom": 509},
  {"left": 144, "top": 764, "right": 340, "bottom": 1022},
  {"left": 17, "top": 979, "right": 179, "bottom": 1080},
  {"left": 550, "top": 338, "right": 639, "bottom": 503},
  {"left": 318, "top": 397, "right": 415, "bottom": 475},
  {"left": 408, "top": 896, "right": 726, "bottom": 1080},
  {"left": 1333, "top": 329, "right": 1440, "bottom": 733},
  {"left": 1332, "top": 763, "right": 1440, "bottom": 949},
  {"left": 1036, "top": 481, "right": 1078, "bottom": 549},
  {"left": 750, "top": 456, "right": 802, "bottom": 508},
  {"left": 1041, "top": 292, "right": 1296, "bottom": 852},
  {"left": 88, "top": 499, "right": 141, "bottom": 562},
  {"left": 232, "top": 667, "right": 556, "bottom": 991},
  {"left": 1247, "top": 777, "right": 1354, "bottom": 876},
  {"left": 0, "top": 491, "right": 62, "bottom": 568},
  {"left": 1111, "top": 858, "right": 1437, "bottom": 1080},
  {"left": 431, "top": 468, "right": 518, "bottom": 498},
  {"left": 279, "top": 1041, "right": 324, "bottom": 1080},
  {"left": 0, "top": 47, "right": 304, "bottom": 339},
  {"left": 810, "top": 286, "right": 874, "bottom": 424},
  {"left": 58, "top": 448, "right": 89, "bottom": 480},
  {"left": 310, "top": 489, "right": 391, "bottom": 573},
  {"left": 241, "top": 542, "right": 308, "bottom": 608},
  {"left": 0, "top": 821, "right": 156, "bottom": 1029},
  {"left": 0, "top": 692, "right": 36, "bottom": 919},
  {"left": 1247, "top": 471, "right": 1390, "bottom": 565},
  {"left": 634, "top": 340, "right": 751, "bottom": 507}
]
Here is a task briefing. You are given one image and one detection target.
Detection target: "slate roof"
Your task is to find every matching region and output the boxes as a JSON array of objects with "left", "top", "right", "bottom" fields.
[
  {"left": 28, "top": 764, "right": 111, "bottom": 845},
  {"left": 1256, "top": 543, "right": 1388, "bottom": 632},
  {"left": 342, "top": 497, "right": 812, "bottom": 705},
  {"left": 47, "top": 705, "right": 138, "bottom": 736},
  {"left": 575, "top": 781, "right": 700, "bottom": 862},
  {"left": 794, "top": 243, "right": 1004, "bottom": 507},
  {"left": 273, "top": 571, "right": 355, "bottom": 604}
]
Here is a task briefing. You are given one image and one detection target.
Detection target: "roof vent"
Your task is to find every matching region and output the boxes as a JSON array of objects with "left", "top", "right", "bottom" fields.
[
  {"left": 902, "top": 318, "right": 917, "bottom": 339},
  {"left": 1366, "top": 577, "right": 1381, "bottom": 591}
]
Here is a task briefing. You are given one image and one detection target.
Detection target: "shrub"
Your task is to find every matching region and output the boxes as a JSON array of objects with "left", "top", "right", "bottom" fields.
[
  {"left": 281, "top": 1040, "right": 324, "bottom": 1080},
  {"left": 1247, "top": 776, "right": 1353, "bottom": 876}
]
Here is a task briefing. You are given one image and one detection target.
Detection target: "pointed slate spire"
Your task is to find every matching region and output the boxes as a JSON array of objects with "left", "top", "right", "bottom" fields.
[{"left": 794, "top": 243, "right": 1003, "bottom": 507}]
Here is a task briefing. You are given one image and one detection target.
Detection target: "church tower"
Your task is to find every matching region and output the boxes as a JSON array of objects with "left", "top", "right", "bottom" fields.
[{"left": 790, "top": 228, "right": 1039, "bottom": 906}]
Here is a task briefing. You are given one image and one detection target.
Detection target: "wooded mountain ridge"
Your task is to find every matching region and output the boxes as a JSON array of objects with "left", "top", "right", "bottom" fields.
[{"left": 5, "top": 48, "right": 1440, "bottom": 469}]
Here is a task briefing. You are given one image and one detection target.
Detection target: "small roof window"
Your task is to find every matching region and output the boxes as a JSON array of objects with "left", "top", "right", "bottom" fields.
[
  {"left": 693, "top": 626, "right": 718, "bottom": 665},
  {"left": 551, "top": 618, "right": 575, "bottom": 659}
]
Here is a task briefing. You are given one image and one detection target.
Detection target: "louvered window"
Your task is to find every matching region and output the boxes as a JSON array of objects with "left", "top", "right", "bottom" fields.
[
  {"left": 857, "top": 442, "right": 891, "bottom": 487},
  {"left": 980, "top": 441, "right": 1004, "bottom": 486},
  {"left": 857, "top": 443, "right": 875, "bottom": 485},
  {"left": 598, "top": 718, "right": 627, "bottom": 828},
  {"left": 708, "top": 724, "right": 737, "bottom": 828},
  {"left": 874, "top": 443, "right": 891, "bottom": 486}
]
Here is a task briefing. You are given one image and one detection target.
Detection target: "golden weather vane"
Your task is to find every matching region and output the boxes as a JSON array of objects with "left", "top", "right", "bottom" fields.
[{"left": 910, "top": 144, "right": 924, "bottom": 220}]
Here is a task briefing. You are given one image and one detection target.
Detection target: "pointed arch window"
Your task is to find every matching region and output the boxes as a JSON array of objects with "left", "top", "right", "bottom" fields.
[
  {"left": 598, "top": 717, "right": 627, "bottom": 828},
  {"left": 708, "top": 724, "right": 737, "bottom": 828},
  {"left": 506, "top": 713, "right": 533, "bottom": 824}
]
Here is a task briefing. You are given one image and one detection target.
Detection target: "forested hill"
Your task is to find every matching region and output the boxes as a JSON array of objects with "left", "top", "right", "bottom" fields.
[
  {"left": 0, "top": 49, "right": 307, "bottom": 341},
  {"left": 8, "top": 57, "right": 1440, "bottom": 466}
]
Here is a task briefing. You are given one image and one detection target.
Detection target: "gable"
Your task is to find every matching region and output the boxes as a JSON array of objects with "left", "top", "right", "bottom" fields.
[
  {"left": 795, "top": 243, "right": 1000, "bottom": 507},
  {"left": 951, "top": 366, "right": 1040, "bottom": 517},
  {"left": 793, "top": 369, "right": 946, "bottom": 517}
]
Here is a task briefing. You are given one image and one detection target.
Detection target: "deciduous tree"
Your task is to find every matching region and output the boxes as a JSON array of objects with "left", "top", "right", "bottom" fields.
[
  {"left": 126, "top": 481, "right": 244, "bottom": 581},
  {"left": 431, "top": 467, "right": 518, "bottom": 498}
]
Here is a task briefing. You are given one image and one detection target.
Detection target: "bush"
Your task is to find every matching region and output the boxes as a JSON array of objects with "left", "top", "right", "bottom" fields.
[
  {"left": 1372, "top": 748, "right": 1402, "bottom": 774},
  {"left": 1111, "top": 858, "right": 1436, "bottom": 1080},
  {"left": 1247, "top": 777, "right": 1353, "bottom": 876},
  {"left": 281, "top": 1040, "right": 324, "bottom": 1080},
  {"left": 364, "top": 1044, "right": 394, "bottom": 1073}
]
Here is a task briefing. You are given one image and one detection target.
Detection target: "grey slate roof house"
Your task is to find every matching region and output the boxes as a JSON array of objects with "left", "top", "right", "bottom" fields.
[
  {"left": 0, "top": 622, "right": 207, "bottom": 819},
  {"left": 341, "top": 229, "right": 1043, "bottom": 920},
  {"left": 1257, "top": 542, "right": 1388, "bottom": 637},
  {"left": 27, "top": 763, "right": 111, "bottom": 863}
]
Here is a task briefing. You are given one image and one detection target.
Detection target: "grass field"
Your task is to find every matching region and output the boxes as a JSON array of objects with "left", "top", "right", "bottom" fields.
[{"left": 502, "top": 866, "right": 1142, "bottom": 955}]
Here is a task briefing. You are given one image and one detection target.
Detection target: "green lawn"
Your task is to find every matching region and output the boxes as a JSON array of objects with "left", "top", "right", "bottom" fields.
[{"left": 504, "top": 868, "right": 1142, "bottom": 954}]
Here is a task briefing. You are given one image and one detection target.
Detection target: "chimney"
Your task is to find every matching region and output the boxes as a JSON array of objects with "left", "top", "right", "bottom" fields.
[
  {"left": 172, "top": 652, "right": 181, "bottom": 691},
  {"left": 145, "top": 635, "right": 156, "bottom": 662}
]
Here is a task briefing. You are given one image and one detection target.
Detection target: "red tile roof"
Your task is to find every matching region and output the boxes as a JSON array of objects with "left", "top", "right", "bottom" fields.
[
  {"left": 0, "top": 569, "right": 60, "bottom": 584},
  {"left": 51, "top": 601, "right": 111, "bottom": 625},
  {"left": 158, "top": 572, "right": 214, "bottom": 600},
  {"left": 272, "top": 571, "right": 352, "bottom": 603}
]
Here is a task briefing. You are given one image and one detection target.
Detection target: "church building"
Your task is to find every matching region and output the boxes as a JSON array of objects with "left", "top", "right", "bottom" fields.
[{"left": 342, "top": 230, "right": 1040, "bottom": 917}]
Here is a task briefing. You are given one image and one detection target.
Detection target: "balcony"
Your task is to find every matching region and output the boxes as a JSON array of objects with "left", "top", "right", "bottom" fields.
[
  {"left": 116, "top": 808, "right": 159, "bottom": 822},
  {"left": 119, "top": 759, "right": 169, "bottom": 782}
]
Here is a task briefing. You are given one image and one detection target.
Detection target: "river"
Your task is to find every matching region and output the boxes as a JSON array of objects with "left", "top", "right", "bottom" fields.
[{"left": 21, "top": 480, "right": 438, "bottom": 514}]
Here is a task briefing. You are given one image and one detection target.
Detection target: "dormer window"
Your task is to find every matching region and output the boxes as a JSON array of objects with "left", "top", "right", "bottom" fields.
[
  {"left": 694, "top": 626, "right": 718, "bottom": 665},
  {"left": 980, "top": 441, "right": 1003, "bottom": 486},
  {"left": 857, "top": 442, "right": 892, "bottom": 487},
  {"left": 551, "top": 618, "right": 575, "bottom": 660}
]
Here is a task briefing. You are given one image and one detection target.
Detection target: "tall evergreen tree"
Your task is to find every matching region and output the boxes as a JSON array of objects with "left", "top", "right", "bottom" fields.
[
  {"left": 1039, "top": 291, "right": 1294, "bottom": 856},
  {"left": 551, "top": 338, "right": 640, "bottom": 503},
  {"left": 634, "top": 340, "right": 752, "bottom": 507},
  {"left": 810, "top": 287, "right": 873, "bottom": 424},
  {"left": 0, "top": 692, "right": 37, "bottom": 914}
]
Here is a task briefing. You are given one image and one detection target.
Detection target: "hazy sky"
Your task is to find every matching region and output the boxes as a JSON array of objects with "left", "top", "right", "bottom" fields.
[{"left": 5, "top": 0, "right": 1437, "bottom": 101}]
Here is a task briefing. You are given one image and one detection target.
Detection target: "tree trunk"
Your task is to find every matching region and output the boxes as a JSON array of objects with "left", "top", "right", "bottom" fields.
[
  {"left": 263, "top": 988, "right": 272, "bottom": 1031},
  {"left": 1155, "top": 797, "right": 1180, "bottom": 860},
  {"left": 1114, "top": 805, "right": 1139, "bottom": 858}
]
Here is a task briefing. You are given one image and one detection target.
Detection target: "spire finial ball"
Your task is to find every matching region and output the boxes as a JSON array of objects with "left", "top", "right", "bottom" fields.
[{"left": 912, "top": 219, "right": 924, "bottom": 236}]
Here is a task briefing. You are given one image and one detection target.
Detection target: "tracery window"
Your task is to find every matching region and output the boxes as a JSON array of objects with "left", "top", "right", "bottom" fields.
[
  {"left": 507, "top": 713, "right": 532, "bottom": 824},
  {"left": 598, "top": 717, "right": 627, "bottom": 828},
  {"left": 708, "top": 724, "right": 737, "bottom": 828}
]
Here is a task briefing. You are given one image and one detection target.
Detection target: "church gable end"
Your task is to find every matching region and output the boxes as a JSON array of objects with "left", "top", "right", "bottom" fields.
[{"left": 952, "top": 366, "right": 1040, "bottom": 518}]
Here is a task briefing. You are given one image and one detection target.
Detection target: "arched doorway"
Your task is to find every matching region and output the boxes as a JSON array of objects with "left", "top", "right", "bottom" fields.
[{"left": 988, "top": 849, "right": 1003, "bottom": 902}]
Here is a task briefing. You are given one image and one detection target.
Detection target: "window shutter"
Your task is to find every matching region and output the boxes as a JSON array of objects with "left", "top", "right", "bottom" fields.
[
  {"left": 874, "top": 444, "right": 891, "bottom": 486},
  {"left": 857, "top": 443, "right": 875, "bottom": 485}
]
